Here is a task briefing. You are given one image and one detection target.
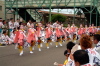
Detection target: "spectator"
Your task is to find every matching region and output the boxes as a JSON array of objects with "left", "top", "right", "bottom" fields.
[
  {"left": 73, "top": 50, "right": 95, "bottom": 66},
  {"left": 14, "top": 19, "right": 19, "bottom": 28},
  {"left": 8, "top": 18, "right": 14, "bottom": 35},
  {"left": 2, "top": 20, "right": 7, "bottom": 29},
  {"left": 1, "top": 30, "right": 13, "bottom": 45},
  {"left": 93, "top": 34, "right": 100, "bottom": 54},
  {"left": 58, "top": 50, "right": 70, "bottom": 66},
  {"left": 66, "top": 41, "right": 75, "bottom": 53},
  {"left": 0, "top": 18, "right": 3, "bottom": 34},
  {"left": 27, "top": 20, "right": 32, "bottom": 28}
]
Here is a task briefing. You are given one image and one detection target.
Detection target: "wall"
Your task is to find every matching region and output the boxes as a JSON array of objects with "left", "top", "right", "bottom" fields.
[{"left": 0, "top": 1, "right": 14, "bottom": 20}]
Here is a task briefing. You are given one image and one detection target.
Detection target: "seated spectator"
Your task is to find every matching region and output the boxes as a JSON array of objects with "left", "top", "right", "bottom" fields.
[
  {"left": 0, "top": 30, "right": 13, "bottom": 45},
  {"left": 93, "top": 34, "right": 100, "bottom": 54},
  {"left": 73, "top": 50, "right": 96, "bottom": 66}
]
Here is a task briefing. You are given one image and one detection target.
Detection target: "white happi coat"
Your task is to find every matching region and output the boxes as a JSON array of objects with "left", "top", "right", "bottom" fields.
[
  {"left": 8, "top": 21, "right": 14, "bottom": 29},
  {"left": 86, "top": 48, "right": 100, "bottom": 66},
  {"left": 0, "top": 34, "right": 13, "bottom": 44},
  {"left": 10, "top": 32, "right": 15, "bottom": 42},
  {"left": 0, "top": 22, "right": 3, "bottom": 28},
  {"left": 64, "top": 57, "right": 75, "bottom": 66},
  {"left": 14, "top": 21, "right": 19, "bottom": 28},
  {"left": 94, "top": 41, "right": 100, "bottom": 55}
]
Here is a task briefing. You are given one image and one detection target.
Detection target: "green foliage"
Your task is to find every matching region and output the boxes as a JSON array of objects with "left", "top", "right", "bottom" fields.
[
  {"left": 51, "top": 14, "right": 66, "bottom": 22},
  {"left": 63, "top": 24, "right": 67, "bottom": 27},
  {"left": 22, "top": 20, "right": 26, "bottom": 23}
]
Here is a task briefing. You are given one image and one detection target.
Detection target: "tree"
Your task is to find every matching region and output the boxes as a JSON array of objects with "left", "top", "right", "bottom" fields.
[{"left": 51, "top": 14, "right": 66, "bottom": 22}]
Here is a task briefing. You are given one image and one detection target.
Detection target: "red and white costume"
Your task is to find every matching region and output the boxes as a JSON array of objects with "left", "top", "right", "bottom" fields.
[
  {"left": 27, "top": 28, "right": 37, "bottom": 43},
  {"left": 55, "top": 27, "right": 62, "bottom": 38},
  {"left": 18, "top": 30, "right": 26, "bottom": 46},
  {"left": 78, "top": 28, "right": 84, "bottom": 35},
  {"left": 36, "top": 27, "right": 42, "bottom": 38},
  {"left": 45, "top": 27, "right": 52, "bottom": 39},
  {"left": 71, "top": 26, "right": 77, "bottom": 34}
]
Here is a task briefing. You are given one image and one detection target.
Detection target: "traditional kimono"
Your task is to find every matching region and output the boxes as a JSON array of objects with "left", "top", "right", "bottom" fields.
[
  {"left": 27, "top": 22, "right": 31, "bottom": 28},
  {"left": 45, "top": 27, "right": 52, "bottom": 39},
  {"left": 65, "top": 57, "right": 75, "bottom": 66},
  {"left": 61, "top": 27, "right": 67, "bottom": 40},
  {"left": 78, "top": 28, "right": 84, "bottom": 35},
  {"left": 84, "top": 27, "right": 89, "bottom": 35},
  {"left": 66, "top": 27, "right": 72, "bottom": 34},
  {"left": 8, "top": 21, "right": 14, "bottom": 32},
  {"left": 55, "top": 26, "right": 63, "bottom": 47},
  {"left": 18, "top": 30, "right": 26, "bottom": 46},
  {"left": 0, "top": 22, "right": 3, "bottom": 33},
  {"left": 88, "top": 27, "right": 93, "bottom": 33},
  {"left": 55, "top": 27, "right": 62, "bottom": 38},
  {"left": 10, "top": 32, "right": 15, "bottom": 42},
  {"left": 71, "top": 26, "right": 77, "bottom": 34},
  {"left": 27, "top": 28, "right": 38, "bottom": 52},
  {"left": 36, "top": 27, "right": 42, "bottom": 38},
  {"left": 14, "top": 21, "right": 19, "bottom": 28},
  {"left": 14, "top": 30, "right": 20, "bottom": 43},
  {"left": 1, "top": 34, "right": 13, "bottom": 44},
  {"left": 27, "top": 28, "right": 37, "bottom": 43},
  {"left": 15, "top": 29, "right": 26, "bottom": 56},
  {"left": 92, "top": 27, "right": 97, "bottom": 34}
]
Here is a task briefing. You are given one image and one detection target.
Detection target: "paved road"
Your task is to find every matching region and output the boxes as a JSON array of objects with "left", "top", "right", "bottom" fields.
[{"left": 0, "top": 42, "right": 67, "bottom": 66}]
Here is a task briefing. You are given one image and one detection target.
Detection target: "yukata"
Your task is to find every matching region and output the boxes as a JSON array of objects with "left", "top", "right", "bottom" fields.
[
  {"left": 0, "top": 34, "right": 13, "bottom": 44},
  {"left": 94, "top": 41, "right": 100, "bottom": 55},
  {"left": 14, "top": 21, "right": 19, "bottom": 28},
  {"left": 86, "top": 48, "right": 100, "bottom": 66},
  {"left": 8, "top": 21, "right": 14, "bottom": 32},
  {"left": 27, "top": 28, "right": 37, "bottom": 43}
]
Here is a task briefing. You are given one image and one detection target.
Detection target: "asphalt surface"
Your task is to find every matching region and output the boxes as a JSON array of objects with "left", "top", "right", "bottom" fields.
[{"left": 0, "top": 41, "right": 68, "bottom": 66}]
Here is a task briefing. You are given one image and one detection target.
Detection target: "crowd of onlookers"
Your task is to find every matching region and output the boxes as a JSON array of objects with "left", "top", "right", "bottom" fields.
[{"left": 54, "top": 33, "right": 100, "bottom": 66}]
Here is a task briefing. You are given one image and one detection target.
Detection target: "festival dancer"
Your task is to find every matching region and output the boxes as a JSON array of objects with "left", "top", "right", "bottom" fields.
[
  {"left": 45, "top": 23, "right": 53, "bottom": 49},
  {"left": 59, "top": 24, "right": 67, "bottom": 43},
  {"left": 78, "top": 24, "right": 84, "bottom": 38},
  {"left": 71, "top": 24, "right": 77, "bottom": 40},
  {"left": 27, "top": 23, "right": 38, "bottom": 52},
  {"left": 55, "top": 24, "right": 63, "bottom": 47},
  {"left": 91, "top": 24, "right": 97, "bottom": 34},
  {"left": 15, "top": 25, "right": 26, "bottom": 56},
  {"left": 66, "top": 24, "right": 72, "bottom": 41},
  {"left": 36, "top": 23, "right": 43, "bottom": 50},
  {"left": 88, "top": 24, "right": 93, "bottom": 36},
  {"left": 84, "top": 25, "right": 89, "bottom": 35}
]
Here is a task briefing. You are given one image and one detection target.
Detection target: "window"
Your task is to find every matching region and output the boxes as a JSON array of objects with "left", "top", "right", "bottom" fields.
[{"left": 0, "top": 6, "right": 2, "bottom": 11}]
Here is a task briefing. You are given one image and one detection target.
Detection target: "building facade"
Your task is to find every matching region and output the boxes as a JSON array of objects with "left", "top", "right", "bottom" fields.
[{"left": 0, "top": 0, "right": 14, "bottom": 20}]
